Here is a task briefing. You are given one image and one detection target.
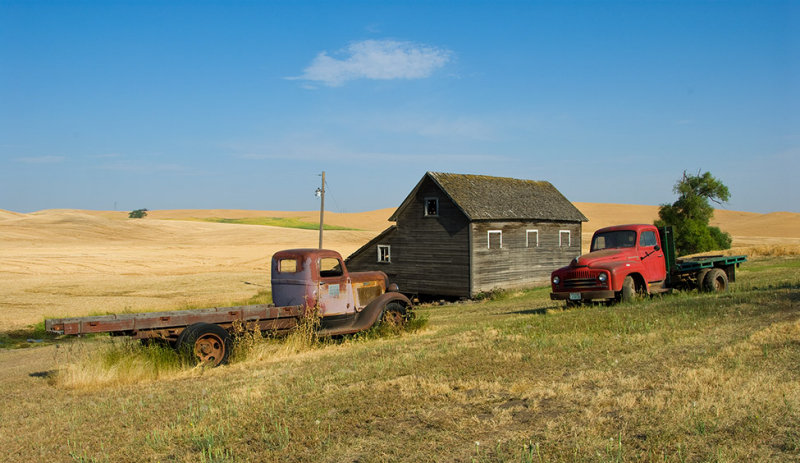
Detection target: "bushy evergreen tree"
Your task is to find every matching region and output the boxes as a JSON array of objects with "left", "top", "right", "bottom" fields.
[
  {"left": 128, "top": 208, "right": 148, "bottom": 219},
  {"left": 655, "top": 171, "right": 732, "bottom": 255}
]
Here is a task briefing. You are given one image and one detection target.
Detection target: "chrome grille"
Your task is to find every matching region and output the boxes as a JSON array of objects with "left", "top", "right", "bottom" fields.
[{"left": 563, "top": 269, "right": 604, "bottom": 289}]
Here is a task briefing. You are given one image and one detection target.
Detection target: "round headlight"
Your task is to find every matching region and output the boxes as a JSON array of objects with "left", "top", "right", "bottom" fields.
[
  {"left": 552, "top": 276, "right": 560, "bottom": 285},
  {"left": 598, "top": 273, "right": 608, "bottom": 282}
]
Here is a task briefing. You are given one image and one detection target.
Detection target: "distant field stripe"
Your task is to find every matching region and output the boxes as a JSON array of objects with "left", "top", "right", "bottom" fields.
[{"left": 193, "top": 217, "right": 358, "bottom": 230}]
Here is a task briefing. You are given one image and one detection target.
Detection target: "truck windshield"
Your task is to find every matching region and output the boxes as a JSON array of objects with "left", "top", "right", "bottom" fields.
[{"left": 591, "top": 230, "right": 637, "bottom": 251}]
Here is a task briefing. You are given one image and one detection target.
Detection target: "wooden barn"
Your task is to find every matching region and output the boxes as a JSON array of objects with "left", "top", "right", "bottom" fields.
[{"left": 346, "top": 172, "right": 588, "bottom": 298}]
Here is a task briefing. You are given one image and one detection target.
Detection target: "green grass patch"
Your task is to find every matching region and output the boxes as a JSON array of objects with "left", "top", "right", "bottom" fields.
[
  {"left": 0, "top": 320, "right": 60, "bottom": 349},
  {"left": 199, "top": 217, "right": 357, "bottom": 231},
  {"left": 739, "top": 258, "right": 800, "bottom": 272}
]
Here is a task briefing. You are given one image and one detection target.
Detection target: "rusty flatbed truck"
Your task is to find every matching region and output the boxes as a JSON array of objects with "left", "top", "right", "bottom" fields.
[
  {"left": 550, "top": 225, "right": 747, "bottom": 305},
  {"left": 45, "top": 249, "right": 412, "bottom": 366}
]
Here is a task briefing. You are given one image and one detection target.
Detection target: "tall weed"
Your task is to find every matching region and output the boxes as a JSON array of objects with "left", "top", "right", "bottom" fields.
[{"left": 54, "top": 338, "right": 189, "bottom": 389}]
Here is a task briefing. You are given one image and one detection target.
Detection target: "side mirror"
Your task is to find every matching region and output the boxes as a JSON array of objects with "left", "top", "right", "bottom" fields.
[{"left": 654, "top": 245, "right": 661, "bottom": 251}]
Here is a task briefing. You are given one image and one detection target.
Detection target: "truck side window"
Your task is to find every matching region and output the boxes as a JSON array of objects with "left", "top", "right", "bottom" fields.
[
  {"left": 639, "top": 231, "right": 657, "bottom": 247},
  {"left": 278, "top": 259, "right": 298, "bottom": 273},
  {"left": 319, "top": 258, "right": 343, "bottom": 278}
]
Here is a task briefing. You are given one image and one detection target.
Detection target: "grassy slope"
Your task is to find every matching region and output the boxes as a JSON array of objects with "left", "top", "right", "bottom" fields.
[{"left": 2, "top": 258, "right": 799, "bottom": 462}]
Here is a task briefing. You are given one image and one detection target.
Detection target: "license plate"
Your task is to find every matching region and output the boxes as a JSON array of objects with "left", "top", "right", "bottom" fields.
[{"left": 569, "top": 292, "right": 581, "bottom": 300}]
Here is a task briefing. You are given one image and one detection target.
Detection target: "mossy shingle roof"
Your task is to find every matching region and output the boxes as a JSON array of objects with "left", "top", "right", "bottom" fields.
[{"left": 390, "top": 172, "right": 587, "bottom": 222}]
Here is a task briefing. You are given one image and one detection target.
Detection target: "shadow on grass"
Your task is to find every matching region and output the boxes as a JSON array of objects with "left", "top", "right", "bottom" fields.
[
  {"left": 507, "top": 306, "right": 555, "bottom": 316},
  {"left": 0, "top": 322, "right": 66, "bottom": 350}
]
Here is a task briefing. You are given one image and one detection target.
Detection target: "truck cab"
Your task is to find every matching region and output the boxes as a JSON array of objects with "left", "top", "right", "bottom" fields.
[
  {"left": 271, "top": 249, "right": 405, "bottom": 332},
  {"left": 550, "top": 224, "right": 667, "bottom": 304}
]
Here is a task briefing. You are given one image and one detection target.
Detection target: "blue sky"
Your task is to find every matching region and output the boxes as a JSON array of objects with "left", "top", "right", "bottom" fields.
[{"left": 1, "top": 0, "right": 797, "bottom": 214}]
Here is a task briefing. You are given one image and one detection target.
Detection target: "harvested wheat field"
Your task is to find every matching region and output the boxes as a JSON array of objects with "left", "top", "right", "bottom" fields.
[
  {"left": 1, "top": 205, "right": 799, "bottom": 462},
  {"left": 0, "top": 209, "right": 387, "bottom": 330},
  {"left": 0, "top": 204, "right": 798, "bottom": 330}
]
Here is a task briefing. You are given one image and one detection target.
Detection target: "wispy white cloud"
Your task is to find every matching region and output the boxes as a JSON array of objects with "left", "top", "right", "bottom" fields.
[
  {"left": 289, "top": 39, "right": 453, "bottom": 87},
  {"left": 15, "top": 155, "right": 65, "bottom": 164}
]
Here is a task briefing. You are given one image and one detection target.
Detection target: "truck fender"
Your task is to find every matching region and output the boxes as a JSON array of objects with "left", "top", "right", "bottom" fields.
[
  {"left": 616, "top": 272, "right": 647, "bottom": 295},
  {"left": 606, "top": 265, "right": 646, "bottom": 293},
  {"left": 347, "top": 292, "right": 412, "bottom": 333}
]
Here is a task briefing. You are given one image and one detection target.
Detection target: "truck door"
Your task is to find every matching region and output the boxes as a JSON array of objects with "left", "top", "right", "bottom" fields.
[
  {"left": 639, "top": 229, "right": 666, "bottom": 283},
  {"left": 317, "top": 256, "right": 355, "bottom": 316}
]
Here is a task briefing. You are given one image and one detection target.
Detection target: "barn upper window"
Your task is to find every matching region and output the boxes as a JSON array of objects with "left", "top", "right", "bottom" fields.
[
  {"left": 377, "top": 245, "right": 391, "bottom": 263},
  {"left": 424, "top": 197, "right": 439, "bottom": 217}
]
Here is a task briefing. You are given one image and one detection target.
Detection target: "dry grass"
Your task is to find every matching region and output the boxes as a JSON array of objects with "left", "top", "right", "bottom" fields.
[
  {"left": 729, "top": 244, "right": 800, "bottom": 257},
  {"left": 1, "top": 206, "right": 798, "bottom": 461},
  {"left": 0, "top": 257, "right": 797, "bottom": 462}
]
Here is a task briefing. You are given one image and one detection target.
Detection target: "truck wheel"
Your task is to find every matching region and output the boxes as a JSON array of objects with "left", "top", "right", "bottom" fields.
[
  {"left": 176, "top": 323, "right": 233, "bottom": 366},
  {"left": 696, "top": 269, "right": 711, "bottom": 291},
  {"left": 621, "top": 276, "right": 638, "bottom": 303},
  {"left": 702, "top": 268, "right": 729, "bottom": 293},
  {"left": 381, "top": 301, "right": 408, "bottom": 327}
]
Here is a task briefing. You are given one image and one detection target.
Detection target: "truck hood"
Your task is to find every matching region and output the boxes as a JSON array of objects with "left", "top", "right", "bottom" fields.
[{"left": 570, "top": 249, "right": 633, "bottom": 268}]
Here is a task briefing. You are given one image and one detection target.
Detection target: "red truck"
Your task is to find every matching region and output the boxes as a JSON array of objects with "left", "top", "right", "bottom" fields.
[
  {"left": 45, "top": 249, "right": 412, "bottom": 366},
  {"left": 550, "top": 225, "right": 746, "bottom": 305}
]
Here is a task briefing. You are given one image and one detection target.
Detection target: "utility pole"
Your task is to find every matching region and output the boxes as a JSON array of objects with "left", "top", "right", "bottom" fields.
[{"left": 318, "top": 171, "right": 325, "bottom": 249}]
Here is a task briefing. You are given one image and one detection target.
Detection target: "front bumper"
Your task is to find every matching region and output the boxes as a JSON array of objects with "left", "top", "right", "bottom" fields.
[{"left": 551, "top": 290, "right": 616, "bottom": 302}]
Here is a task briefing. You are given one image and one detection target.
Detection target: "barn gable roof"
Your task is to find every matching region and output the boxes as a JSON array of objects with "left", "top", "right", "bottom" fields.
[
  {"left": 389, "top": 172, "right": 588, "bottom": 222},
  {"left": 344, "top": 225, "right": 396, "bottom": 264}
]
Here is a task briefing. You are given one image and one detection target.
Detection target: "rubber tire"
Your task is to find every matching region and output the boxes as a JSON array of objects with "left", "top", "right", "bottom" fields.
[
  {"left": 176, "top": 323, "right": 233, "bottom": 367},
  {"left": 621, "top": 276, "right": 638, "bottom": 303},
  {"left": 696, "top": 269, "right": 711, "bottom": 291},
  {"left": 380, "top": 301, "right": 408, "bottom": 328},
  {"left": 702, "top": 268, "right": 729, "bottom": 293}
]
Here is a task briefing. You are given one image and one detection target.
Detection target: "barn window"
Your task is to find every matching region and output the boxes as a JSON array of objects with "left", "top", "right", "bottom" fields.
[
  {"left": 559, "top": 230, "right": 571, "bottom": 247},
  {"left": 377, "top": 245, "right": 391, "bottom": 263},
  {"left": 488, "top": 230, "right": 502, "bottom": 249},
  {"left": 424, "top": 197, "right": 439, "bottom": 217},
  {"left": 526, "top": 229, "right": 539, "bottom": 247}
]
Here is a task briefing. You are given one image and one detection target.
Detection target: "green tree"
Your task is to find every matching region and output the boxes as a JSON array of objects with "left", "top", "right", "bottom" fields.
[
  {"left": 128, "top": 208, "right": 148, "bottom": 219},
  {"left": 655, "top": 171, "right": 732, "bottom": 255}
]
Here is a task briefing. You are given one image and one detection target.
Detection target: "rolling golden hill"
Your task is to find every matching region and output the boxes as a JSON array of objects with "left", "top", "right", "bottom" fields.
[{"left": 0, "top": 204, "right": 797, "bottom": 329}]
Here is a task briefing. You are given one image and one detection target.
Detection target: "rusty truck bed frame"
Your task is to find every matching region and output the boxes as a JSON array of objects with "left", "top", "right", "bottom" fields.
[{"left": 45, "top": 304, "right": 303, "bottom": 341}]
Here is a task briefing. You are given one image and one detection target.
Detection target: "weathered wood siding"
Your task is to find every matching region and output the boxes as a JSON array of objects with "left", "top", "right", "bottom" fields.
[
  {"left": 347, "top": 177, "right": 471, "bottom": 297},
  {"left": 345, "top": 227, "right": 396, "bottom": 280},
  {"left": 470, "top": 220, "right": 582, "bottom": 295}
]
